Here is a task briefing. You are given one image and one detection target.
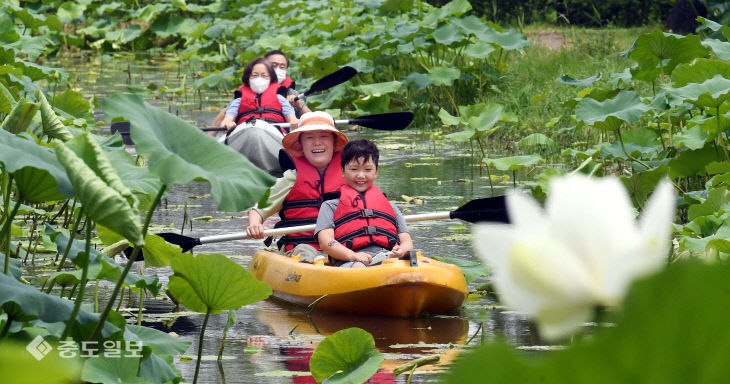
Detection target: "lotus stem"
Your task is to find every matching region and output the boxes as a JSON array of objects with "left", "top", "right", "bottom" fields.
[
  {"left": 466, "top": 321, "right": 483, "bottom": 344},
  {"left": 46, "top": 208, "right": 84, "bottom": 293},
  {"left": 90, "top": 184, "right": 167, "bottom": 341},
  {"left": 193, "top": 309, "right": 212, "bottom": 384},
  {"left": 393, "top": 355, "right": 440, "bottom": 376},
  {"left": 1, "top": 200, "right": 20, "bottom": 275},
  {"left": 616, "top": 128, "right": 685, "bottom": 194},
  {"left": 62, "top": 218, "right": 93, "bottom": 339}
]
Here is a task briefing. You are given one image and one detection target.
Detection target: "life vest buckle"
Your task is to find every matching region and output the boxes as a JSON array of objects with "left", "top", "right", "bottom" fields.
[
  {"left": 256, "top": 107, "right": 265, "bottom": 113},
  {"left": 362, "top": 209, "right": 374, "bottom": 218},
  {"left": 364, "top": 226, "right": 378, "bottom": 235}
]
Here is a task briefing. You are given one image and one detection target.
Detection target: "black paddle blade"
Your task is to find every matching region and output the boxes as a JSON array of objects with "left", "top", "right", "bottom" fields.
[
  {"left": 304, "top": 66, "right": 357, "bottom": 96},
  {"left": 450, "top": 195, "right": 509, "bottom": 224},
  {"left": 156, "top": 232, "right": 202, "bottom": 253},
  {"left": 110, "top": 121, "right": 134, "bottom": 145},
  {"left": 349, "top": 112, "right": 414, "bottom": 131}
]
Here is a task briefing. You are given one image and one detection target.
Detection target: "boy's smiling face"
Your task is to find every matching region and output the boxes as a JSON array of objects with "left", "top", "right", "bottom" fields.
[{"left": 343, "top": 157, "right": 378, "bottom": 193}]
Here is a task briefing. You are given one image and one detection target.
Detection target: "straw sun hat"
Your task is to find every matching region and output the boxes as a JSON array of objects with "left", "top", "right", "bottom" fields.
[{"left": 282, "top": 111, "right": 348, "bottom": 158}]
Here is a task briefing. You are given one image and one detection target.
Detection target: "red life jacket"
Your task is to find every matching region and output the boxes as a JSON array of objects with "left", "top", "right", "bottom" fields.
[
  {"left": 280, "top": 77, "right": 294, "bottom": 89},
  {"left": 333, "top": 185, "right": 399, "bottom": 251},
  {"left": 276, "top": 152, "right": 346, "bottom": 251},
  {"left": 235, "top": 83, "right": 285, "bottom": 128}
]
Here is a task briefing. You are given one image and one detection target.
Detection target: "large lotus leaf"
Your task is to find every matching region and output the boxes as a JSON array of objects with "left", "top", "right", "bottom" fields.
[
  {"left": 452, "top": 15, "right": 488, "bottom": 37},
  {"left": 688, "top": 186, "right": 730, "bottom": 221},
  {"left": 150, "top": 14, "right": 195, "bottom": 38},
  {"left": 354, "top": 81, "right": 403, "bottom": 96},
  {"left": 674, "top": 125, "right": 708, "bottom": 150},
  {"left": 432, "top": 24, "right": 465, "bottom": 45},
  {"left": 445, "top": 128, "right": 477, "bottom": 142},
  {"left": 516, "top": 133, "right": 555, "bottom": 148},
  {"left": 48, "top": 226, "right": 159, "bottom": 294},
  {"left": 54, "top": 137, "right": 143, "bottom": 245},
  {"left": 1, "top": 99, "right": 38, "bottom": 134},
  {"left": 103, "top": 146, "right": 163, "bottom": 197},
  {"left": 96, "top": 225, "right": 180, "bottom": 268},
  {"left": 576, "top": 90, "right": 649, "bottom": 130},
  {"left": 698, "top": 16, "right": 730, "bottom": 40},
  {"left": 106, "top": 26, "right": 142, "bottom": 44},
  {"left": 467, "top": 103, "right": 504, "bottom": 132},
  {"left": 38, "top": 91, "right": 73, "bottom": 142},
  {"left": 15, "top": 59, "right": 65, "bottom": 82},
  {"left": 475, "top": 28, "right": 530, "bottom": 51},
  {"left": 309, "top": 327, "right": 384, "bottom": 384},
  {"left": 671, "top": 74, "right": 730, "bottom": 109},
  {"left": 57, "top": 1, "right": 86, "bottom": 22},
  {"left": 442, "top": 262, "right": 730, "bottom": 384},
  {"left": 0, "top": 12, "right": 20, "bottom": 44},
  {"left": 671, "top": 59, "right": 730, "bottom": 87},
  {"left": 483, "top": 154, "right": 543, "bottom": 171},
  {"left": 0, "top": 82, "right": 14, "bottom": 114},
  {"left": 669, "top": 145, "right": 724, "bottom": 178},
  {"left": 51, "top": 89, "right": 93, "bottom": 121},
  {"left": 7, "top": 3, "right": 63, "bottom": 31},
  {"left": 403, "top": 71, "right": 432, "bottom": 90},
  {"left": 0, "top": 272, "right": 118, "bottom": 333},
  {"left": 167, "top": 253, "right": 271, "bottom": 314},
  {"left": 463, "top": 42, "right": 496, "bottom": 59},
  {"left": 378, "top": 0, "right": 415, "bottom": 13},
  {"left": 431, "top": 256, "right": 489, "bottom": 284},
  {"left": 0, "top": 342, "right": 81, "bottom": 384},
  {"left": 558, "top": 73, "right": 602, "bottom": 87},
  {"left": 421, "top": 0, "right": 471, "bottom": 27},
  {"left": 101, "top": 94, "right": 274, "bottom": 212},
  {"left": 628, "top": 28, "right": 707, "bottom": 76},
  {"left": 81, "top": 356, "right": 149, "bottom": 384},
  {"left": 428, "top": 66, "right": 461, "bottom": 86},
  {"left": 0, "top": 253, "right": 22, "bottom": 280},
  {"left": 620, "top": 164, "right": 669, "bottom": 206},
  {"left": 0, "top": 129, "right": 73, "bottom": 200},
  {"left": 702, "top": 39, "right": 730, "bottom": 61},
  {"left": 124, "top": 325, "right": 191, "bottom": 356},
  {"left": 438, "top": 108, "right": 462, "bottom": 126}
]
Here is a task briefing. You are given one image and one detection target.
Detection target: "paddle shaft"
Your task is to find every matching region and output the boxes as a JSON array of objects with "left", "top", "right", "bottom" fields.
[
  {"left": 197, "top": 212, "right": 453, "bottom": 245},
  {"left": 196, "top": 120, "right": 363, "bottom": 133}
]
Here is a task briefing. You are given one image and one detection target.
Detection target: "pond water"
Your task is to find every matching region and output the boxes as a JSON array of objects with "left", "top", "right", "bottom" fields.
[{"left": 49, "top": 52, "right": 532, "bottom": 383}]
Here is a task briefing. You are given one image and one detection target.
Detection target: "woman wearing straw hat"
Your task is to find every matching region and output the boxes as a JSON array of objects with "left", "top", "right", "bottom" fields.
[{"left": 245, "top": 111, "right": 348, "bottom": 261}]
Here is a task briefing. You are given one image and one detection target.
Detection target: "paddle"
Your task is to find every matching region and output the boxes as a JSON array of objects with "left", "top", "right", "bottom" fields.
[
  {"left": 153, "top": 195, "right": 508, "bottom": 252},
  {"left": 109, "top": 111, "right": 414, "bottom": 142},
  {"left": 298, "top": 66, "right": 357, "bottom": 99}
]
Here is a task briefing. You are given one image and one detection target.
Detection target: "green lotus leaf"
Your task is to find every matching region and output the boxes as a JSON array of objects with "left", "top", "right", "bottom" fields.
[
  {"left": 463, "top": 42, "right": 496, "bottom": 59},
  {"left": 672, "top": 74, "right": 730, "bottom": 109},
  {"left": 54, "top": 135, "right": 143, "bottom": 245},
  {"left": 467, "top": 103, "right": 504, "bottom": 132},
  {"left": 669, "top": 145, "right": 724, "bottom": 178},
  {"left": 702, "top": 39, "right": 730, "bottom": 61},
  {"left": 0, "top": 272, "right": 118, "bottom": 334},
  {"left": 671, "top": 59, "right": 730, "bottom": 87},
  {"left": 698, "top": 16, "right": 730, "bottom": 40},
  {"left": 558, "top": 73, "right": 602, "bottom": 87},
  {"left": 167, "top": 253, "right": 271, "bottom": 314},
  {"left": 15, "top": 59, "right": 65, "bottom": 82},
  {"left": 124, "top": 325, "right": 192, "bottom": 356},
  {"left": 0, "top": 253, "right": 22, "bottom": 281},
  {"left": 101, "top": 94, "right": 274, "bottom": 212},
  {"left": 404, "top": 71, "right": 432, "bottom": 90},
  {"left": 422, "top": 0, "right": 471, "bottom": 27},
  {"left": 1, "top": 99, "right": 38, "bottom": 134},
  {"left": 354, "top": 81, "right": 403, "bottom": 96},
  {"left": 442, "top": 262, "right": 730, "bottom": 384},
  {"left": 57, "top": 1, "right": 86, "bottom": 22},
  {"left": 428, "top": 66, "right": 461, "bottom": 86},
  {"left": 688, "top": 186, "right": 730, "bottom": 221},
  {"left": 432, "top": 256, "right": 489, "bottom": 284},
  {"left": 475, "top": 27, "right": 530, "bottom": 51},
  {"left": 620, "top": 164, "right": 669, "bottom": 205},
  {"left": 81, "top": 356, "right": 148, "bottom": 384},
  {"left": 38, "top": 91, "right": 73, "bottom": 142},
  {"left": 483, "top": 154, "right": 543, "bottom": 171},
  {"left": 445, "top": 128, "right": 477, "bottom": 142},
  {"left": 151, "top": 15, "right": 196, "bottom": 38},
  {"left": 576, "top": 90, "right": 649, "bottom": 130},
  {"left": 103, "top": 146, "right": 163, "bottom": 197},
  {"left": 0, "top": 82, "right": 14, "bottom": 114},
  {"left": 310, "top": 327, "right": 384, "bottom": 384},
  {"left": 7, "top": 3, "right": 63, "bottom": 31},
  {"left": 0, "top": 342, "right": 81, "bottom": 384},
  {"left": 674, "top": 125, "right": 708, "bottom": 150},
  {"left": 49, "top": 225, "right": 161, "bottom": 294},
  {"left": 628, "top": 28, "right": 707, "bottom": 78},
  {"left": 516, "top": 133, "right": 555, "bottom": 148},
  {"left": 51, "top": 89, "right": 93, "bottom": 121},
  {"left": 378, "top": 0, "right": 415, "bottom": 13},
  {"left": 106, "top": 26, "right": 142, "bottom": 44},
  {"left": 138, "top": 352, "right": 178, "bottom": 384},
  {"left": 432, "top": 23, "right": 465, "bottom": 45},
  {"left": 0, "top": 129, "right": 73, "bottom": 201},
  {"left": 438, "top": 108, "right": 462, "bottom": 126},
  {"left": 353, "top": 94, "right": 391, "bottom": 115},
  {"left": 452, "top": 15, "right": 488, "bottom": 36},
  {"left": 0, "top": 12, "right": 20, "bottom": 44}
]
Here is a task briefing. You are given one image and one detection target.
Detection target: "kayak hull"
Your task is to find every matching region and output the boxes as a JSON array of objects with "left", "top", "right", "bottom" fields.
[{"left": 249, "top": 250, "right": 468, "bottom": 317}]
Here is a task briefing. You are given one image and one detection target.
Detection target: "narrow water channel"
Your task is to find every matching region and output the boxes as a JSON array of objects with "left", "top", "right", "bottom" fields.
[{"left": 51, "top": 52, "right": 532, "bottom": 383}]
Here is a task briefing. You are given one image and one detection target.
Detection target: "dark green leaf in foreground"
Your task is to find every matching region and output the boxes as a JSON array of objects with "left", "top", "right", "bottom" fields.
[
  {"left": 167, "top": 253, "right": 272, "bottom": 314},
  {"left": 54, "top": 134, "right": 143, "bottom": 245},
  {"left": 309, "top": 327, "right": 384, "bottom": 384},
  {"left": 1, "top": 98, "right": 38, "bottom": 134},
  {"left": 101, "top": 94, "right": 275, "bottom": 211},
  {"left": 0, "top": 342, "right": 81, "bottom": 384},
  {"left": 441, "top": 261, "right": 730, "bottom": 384},
  {"left": 81, "top": 355, "right": 149, "bottom": 384},
  {"left": 0, "top": 129, "right": 73, "bottom": 201},
  {"left": 38, "top": 90, "right": 73, "bottom": 142}
]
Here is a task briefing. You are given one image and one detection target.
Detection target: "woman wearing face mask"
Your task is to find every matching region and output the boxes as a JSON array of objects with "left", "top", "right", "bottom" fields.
[
  {"left": 265, "top": 50, "right": 311, "bottom": 117},
  {"left": 219, "top": 57, "right": 298, "bottom": 134}
]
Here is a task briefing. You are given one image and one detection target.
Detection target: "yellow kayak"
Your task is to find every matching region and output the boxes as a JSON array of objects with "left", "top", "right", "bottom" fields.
[{"left": 248, "top": 250, "right": 468, "bottom": 317}]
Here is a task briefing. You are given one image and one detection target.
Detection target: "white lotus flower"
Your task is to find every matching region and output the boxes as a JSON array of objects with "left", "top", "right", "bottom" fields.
[{"left": 473, "top": 174, "right": 674, "bottom": 340}]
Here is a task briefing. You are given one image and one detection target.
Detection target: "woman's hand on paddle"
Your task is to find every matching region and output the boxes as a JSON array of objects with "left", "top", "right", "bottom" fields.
[
  {"left": 352, "top": 252, "right": 372, "bottom": 265},
  {"left": 221, "top": 116, "right": 236, "bottom": 131},
  {"left": 246, "top": 209, "right": 266, "bottom": 239}
]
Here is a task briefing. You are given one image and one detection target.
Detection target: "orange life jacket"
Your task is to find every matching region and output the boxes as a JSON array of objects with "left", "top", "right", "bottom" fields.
[
  {"left": 276, "top": 152, "right": 346, "bottom": 251},
  {"left": 332, "top": 185, "right": 399, "bottom": 251}
]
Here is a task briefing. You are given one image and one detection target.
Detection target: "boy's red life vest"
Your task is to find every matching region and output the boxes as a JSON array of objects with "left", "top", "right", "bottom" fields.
[
  {"left": 333, "top": 185, "right": 399, "bottom": 251},
  {"left": 275, "top": 152, "right": 346, "bottom": 251},
  {"left": 235, "top": 83, "right": 285, "bottom": 131}
]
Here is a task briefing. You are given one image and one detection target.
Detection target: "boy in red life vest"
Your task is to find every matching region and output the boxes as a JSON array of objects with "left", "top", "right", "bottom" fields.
[
  {"left": 316, "top": 139, "right": 414, "bottom": 268},
  {"left": 245, "top": 111, "right": 348, "bottom": 262}
]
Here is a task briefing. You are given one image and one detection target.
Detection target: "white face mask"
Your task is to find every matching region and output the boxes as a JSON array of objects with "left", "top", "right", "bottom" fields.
[
  {"left": 274, "top": 68, "right": 287, "bottom": 84},
  {"left": 249, "top": 77, "right": 270, "bottom": 94}
]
